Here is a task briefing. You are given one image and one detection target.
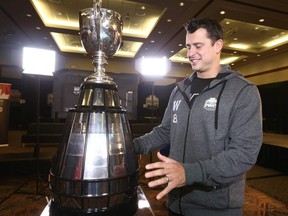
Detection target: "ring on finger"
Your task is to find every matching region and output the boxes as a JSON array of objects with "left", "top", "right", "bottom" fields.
[{"left": 165, "top": 175, "right": 169, "bottom": 183}]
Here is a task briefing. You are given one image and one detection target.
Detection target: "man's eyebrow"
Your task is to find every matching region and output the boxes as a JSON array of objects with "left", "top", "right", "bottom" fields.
[{"left": 186, "top": 42, "right": 203, "bottom": 47}]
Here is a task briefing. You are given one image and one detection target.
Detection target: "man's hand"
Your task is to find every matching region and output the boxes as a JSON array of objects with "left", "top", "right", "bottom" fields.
[{"left": 145, "top": 151, "right": 186, "bottom": 200}]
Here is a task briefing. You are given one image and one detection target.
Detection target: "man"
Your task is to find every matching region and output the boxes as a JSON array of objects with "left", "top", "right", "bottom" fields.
[{"left": 133, "top": 17, "right": 263, "bottom": 216}]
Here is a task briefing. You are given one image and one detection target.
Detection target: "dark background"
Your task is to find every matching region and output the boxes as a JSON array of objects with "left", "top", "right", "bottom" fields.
[{"left": 1, "top": 74, "right": 288, "bottom": 134}]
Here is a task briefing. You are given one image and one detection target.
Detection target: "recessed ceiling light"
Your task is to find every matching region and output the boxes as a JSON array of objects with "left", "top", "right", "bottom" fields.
[
  {"left": 179, "top": 2, "right": 184, "bottom": 7},
  {"left": 178, "top": 44, "right": 183, "bottom": 47},
  {"left": 158, "top": 31, "right": 162, "bottom": 34},
  {"left": 141, "top": 6, "right": 146, "bottom": 10},
  {"left": 151, "top": 40, "right": 155, "bottom": 43},
  {"left": 226, "top": 21, "right": 230, "bottom": 25},
  {"left": 167, "top": 19, "right": 172, "bottom": 22},
  {"left": 36, "top": 27, "right": 41, "bottom": 30},
  {"left": 259, "top": 19, "right": 264, "bottom": 22},
  {"left": 220, "top": 11, "right": 226, "bottom": 15},
  {"left": 26, "top": 13, "right": 32, "bottom": 17},
  {"left": 170, "top": 50, "right": 174, "bottom": 53}
]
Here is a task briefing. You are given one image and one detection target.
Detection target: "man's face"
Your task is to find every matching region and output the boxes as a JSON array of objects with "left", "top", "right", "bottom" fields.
[{"left": 185, "top": 28, "right": 222, "bottom": 76}]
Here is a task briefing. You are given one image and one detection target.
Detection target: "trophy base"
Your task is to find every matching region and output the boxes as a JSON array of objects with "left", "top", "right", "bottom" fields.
[{"left": 49, "top": 193, "right": 138, "bottom": 216}]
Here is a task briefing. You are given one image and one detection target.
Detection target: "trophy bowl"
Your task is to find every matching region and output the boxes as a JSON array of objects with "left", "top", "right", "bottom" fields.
[{"left": 80, "top": 7, "right": 123, "bottom": 58}]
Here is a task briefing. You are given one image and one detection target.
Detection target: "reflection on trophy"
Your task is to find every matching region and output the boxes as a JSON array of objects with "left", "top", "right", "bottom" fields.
[
  {"left": 80, "top": 0, "right": 123, "bottom": 84},
  {"left": 48, "top": 0, "right": 139, "bottom": 215}
]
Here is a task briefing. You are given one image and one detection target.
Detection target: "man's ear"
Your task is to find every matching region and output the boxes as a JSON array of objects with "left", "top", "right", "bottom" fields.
[{"left": 215, "top": 39, "right": 224, "bottom": 54}]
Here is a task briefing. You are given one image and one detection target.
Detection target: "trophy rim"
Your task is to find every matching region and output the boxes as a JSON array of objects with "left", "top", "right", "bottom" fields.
[{"left": 80, "top": 7, "right": 122, "bottom": 18}]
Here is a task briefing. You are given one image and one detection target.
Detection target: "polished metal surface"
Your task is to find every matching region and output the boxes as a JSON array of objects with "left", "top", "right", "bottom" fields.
[
  {"left": 49, "top": 83, "right": 139, "bottom": 215},
  {"left": 79, "top": 0, "right": 123, "bottom": 84},
  {"left": 80, "top": 8, "right": 122, "bottom": 58},
  {"left": 41, "top": 187, "right": 154, "bottom": 216},
  {"left": 48, "top": 1, "right": 139, "bottom": 215}
]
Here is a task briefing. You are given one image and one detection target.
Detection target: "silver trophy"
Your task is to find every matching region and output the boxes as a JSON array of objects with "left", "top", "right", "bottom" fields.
[
  {"left": 80, "top": 0, "right": 123, "bottom": 84},
  {"left": 49, "top": 1, "right": 139, "bottom": 215}
]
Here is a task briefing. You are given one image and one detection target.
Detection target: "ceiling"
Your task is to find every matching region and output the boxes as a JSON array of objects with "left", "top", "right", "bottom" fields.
[{"left": 0, "top": 0, "right": 287, "bottom": 71}]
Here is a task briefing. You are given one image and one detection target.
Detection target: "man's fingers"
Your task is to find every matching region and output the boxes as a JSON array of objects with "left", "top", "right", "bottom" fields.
[
  {"left": 145, "top": 168, "right": 165, "bottom": 178},
  {"left": 156, "top": 185, "right": 173, "bottom": 200},
  {"left": 145, "top": 152, "right": 177, "bottom": 170},
  {"left": 157, "top": 151, "right": 175, "bottom": 163},
  {"left": 147, "top": 176, "right": 168, "bottom": 188},
  {"left": 145, "top": 161, "right": 165, "bottom": 170},
  {"left": 146, "top": 176, "right": 173, "bottom": 200}
]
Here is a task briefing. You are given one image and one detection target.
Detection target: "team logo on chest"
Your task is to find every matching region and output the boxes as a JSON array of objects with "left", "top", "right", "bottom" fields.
[{"left": 203, "top": 97, "right": 217, "bottom": 111}]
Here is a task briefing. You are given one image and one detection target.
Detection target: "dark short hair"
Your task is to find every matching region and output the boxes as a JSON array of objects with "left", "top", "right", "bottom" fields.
[{"left": 184, "top": 17, "right": 223, "bottom": 44}]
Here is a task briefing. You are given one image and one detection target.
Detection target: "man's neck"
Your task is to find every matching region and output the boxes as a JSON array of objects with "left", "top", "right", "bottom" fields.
[{"left": 196, "top": 64, "right": 221, "bottom": 79}]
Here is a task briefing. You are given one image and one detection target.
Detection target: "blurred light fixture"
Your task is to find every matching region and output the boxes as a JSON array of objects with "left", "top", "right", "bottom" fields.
[
  {"left": 31, "top": 0, "right": 165, "bottom": 39},
  {"left": 228, "top": 43, "right": 250, "bottom": 50},
  {"left": 264, "top": 35, "right": 288, "bottom": 47},
  {"left": 135, "top": 56, "right": 171, "bottom": 76},
  {"left": 22, "top": 47, "right": 55, "bottom": 76},
  {"left": 220, "top": 56, "right": 239, "bottom": 64}
]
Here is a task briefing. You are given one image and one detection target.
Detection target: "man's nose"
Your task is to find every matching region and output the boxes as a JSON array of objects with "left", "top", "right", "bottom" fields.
[{"left": 187, "top": 47, "right": 196, "bottom": 57}]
